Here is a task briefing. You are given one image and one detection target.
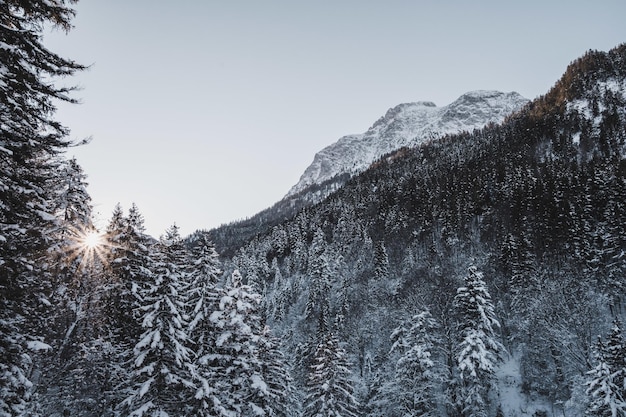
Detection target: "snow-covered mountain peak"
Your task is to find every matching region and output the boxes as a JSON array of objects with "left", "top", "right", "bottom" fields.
[
  {"left": 441, "top": 90, "right": 527, "bottom": 122},
  {"left": 286, "top": 91, "right": 528, "bottom": 198}
]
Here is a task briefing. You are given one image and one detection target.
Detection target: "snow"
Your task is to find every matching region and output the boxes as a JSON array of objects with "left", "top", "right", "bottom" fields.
[
  {"left": 496, "top": 352, "right": 555, "bottom": 417},
  {"left": 134, "top": 351, "right": 148, "bottom": 367},
  {"left": 138, "top": 377, "right": 155, "bottom": 398},
  {"left": 216, "top": 331, "right": 232, "bottom": 347},
  {"left": 130, "top": 400, "right": 155, "bottom": 417},
  {"left": 26, "top": 340, "right": 52, "bottom": 351},
  {"left": 151, "top": 329, "right": 161, "bottom": 348},
  {"left": 38, "top": 295, "right": 51, "bottom": 306},
  {"left": 567, "top": 79, "right": 626, "bottom": 129},
  {"left": 36, "top": 210, "right": 56, "bottom": 221},
  {"left": 136, "top": 331, "right": 155, "bottom": 350},
  {"left": 249, "top": 402, "right": 266, "bottom": 416},
  {"left": 250, "top": 373, "right": 269, "bottom": 395}
]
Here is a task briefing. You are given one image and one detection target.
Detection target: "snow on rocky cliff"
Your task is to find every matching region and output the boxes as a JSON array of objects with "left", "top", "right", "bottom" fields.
[{"left": 287, "top": 90, "right": 528, "bottom": 197}]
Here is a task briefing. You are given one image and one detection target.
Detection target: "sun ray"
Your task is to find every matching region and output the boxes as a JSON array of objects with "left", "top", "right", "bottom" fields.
[{"left": 60, "top": 225, "right": 117, "bottom": 271}]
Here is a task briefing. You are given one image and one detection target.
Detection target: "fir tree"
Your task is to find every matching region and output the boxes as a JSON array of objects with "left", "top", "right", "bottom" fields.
[
  {"left": 373, "top": 241, "right": 389, "bottom": 281},
  {"left": 104, "top": 204, "right": 155, "bottom": 347},
  {"left": 48, "top": 156, "right": 95, "bottom": 350},
  {"left": 100, "top": 202, "right": 156, "bottom": 414},
  {"left": 0, "top": 1, "right": 84, "bottom": 413},
  {"left": 453, "top": 266, "right": 503, "bottom": 417},
  {"left": 303, "top": 329, "right": 360, "bottom": 417},
  {"left": 183, "top": 234, "right": 224, "bottom": 416},
  {"left": 120, "top": 225, "right": 194, "bottom": 417},
  {"left": 379, "top": 310, "right": 440, "bottom": 417},
  {"left": 26, "top": 156, "right": 118, "bottom": 416},
  {"left": 54, "top": 157, "right": 93, "bottom": 238},
  {"left": 208, "top": 269, "right": 294, "bottom": 416},
  {"left": 256, "top": 326, "right": 298, "bottom": 417},
  {"left": 305, "top": 228, "right": 331, "bottom": 322},
  {"left": 586, "top": 320, "right": 626, "bottom": 417}
]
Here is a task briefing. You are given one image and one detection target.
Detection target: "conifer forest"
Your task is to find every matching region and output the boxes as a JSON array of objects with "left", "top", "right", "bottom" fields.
[{"left": 2, "top": 2, "right": 626, "bottom": 416}]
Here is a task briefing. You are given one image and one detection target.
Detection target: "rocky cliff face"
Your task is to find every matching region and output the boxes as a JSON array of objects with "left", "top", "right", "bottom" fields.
[{"left": 287, "top": 90, "right": 528, "bottom": 197}]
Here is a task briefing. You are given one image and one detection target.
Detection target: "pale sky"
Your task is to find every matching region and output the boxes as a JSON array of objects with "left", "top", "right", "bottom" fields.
[{"left": 45, "top": 1, "right": 626, "bottom": 237}]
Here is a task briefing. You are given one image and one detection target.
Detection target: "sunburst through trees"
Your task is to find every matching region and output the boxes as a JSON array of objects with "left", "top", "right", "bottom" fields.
[{"left": 64, "top": 226, "right": 111, "bottom": 270}]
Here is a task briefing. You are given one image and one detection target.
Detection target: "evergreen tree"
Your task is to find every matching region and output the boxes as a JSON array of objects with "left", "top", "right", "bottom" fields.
[
  {"left": 305, "top": 228, "right": 331, "bottom": 322},
  {"left": 27, "top": 156, "right": 119, "bottom": 417},
  {"left": 373, "top": 241, "right": 389, "bottom": 281},
  {"left": 48, "top": 156, "right": 94, "bottom": 352},
  {"left": 120, "top": 225, "right": 194, "bottom": 417},
  {"left": 104, "top": 204, "right": 156, "bottom": 347},
  {"left": 379, "top": 310, "right": 440, "bottom": 417},
  {"left": 499, "top": 232, "right": 537, "bottom": 315},
  {"left": 54, "top": 157, "right": 93, "bottom": 238},
  {"left": 208, "top": 269, "right": 293, "bottom": 416},
  {"left": 256, "top": 326, "right": 298, "bottom": 417},
  {"left": 453, "top": 266, "right": 503, "bottom": 417},
  {"left": 0, "top": 1, "right": 84, "bottom": 413},
  {"left": 270, "top": 257, "right": 289, "bottom": 321},
  {"left": 586, "top": 320, "right": 626, "bottom": 417},
  {"left": 303, "top": 329, "right": 360, "bottom": 417},
  {"left": 183, "top": 234, "right": 224, "bottom": 416}
]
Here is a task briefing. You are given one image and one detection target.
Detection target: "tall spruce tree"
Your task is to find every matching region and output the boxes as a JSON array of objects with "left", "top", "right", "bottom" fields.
[
  {"left": 208, "top": 269, "right": 295, "bottom": 416},
  {"left": 379, "top": 310, "right": 440, "bottom": 417},
  {"left": 303, "top": 328, "right": 360, "bottom": 417},
  {"left": 453, "top": 266, "right": 503, "bottom": 417},
  {"left": 586, "top": 320, "right": 626, "bottom": 417},
  {"left": 305, "top": 228, "right": 331, "bottom": 322},
  {"left": 0, "top": 1, "right": 85, "bottom": 414},
  {"left": 120, "top": 225, "right": 194, "bottom": 417},
  {"left": 28, "top": 155, "right": 118, "bottom": 417},
  {"left": 183, "top": 233, "right": 224, "bottom": 416},
  {"left": 104, "top": 203, "right": 155, "bottom": 347}
]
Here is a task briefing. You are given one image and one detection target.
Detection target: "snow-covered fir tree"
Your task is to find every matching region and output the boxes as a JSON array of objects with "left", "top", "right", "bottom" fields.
[
  {"left": 0, "top": 0, "right": 84, "bottom": 413},
  {"left": 255, "top": 325, "right": 298, "bottom": 417},
  {"left": 305, "top": 228, "right": 332, "bottom": 322},
  {"left": 183, "top": 233, "right": 224, "bottom": 416},
  {"left": 453, "top": 266, "right": 503, "bottom": 417},
  {"left": 54, "top": 157, "right": 93, "bottom": 239},
  {"left": 303, "top": 325, "right": 360, "bottom": 417},
  {"left": 377, "top": 309, "right": 440, "bottom": 417},
  {"left": 208, "top": 269, "right": 293, "bottom": 416},
  {"left": 26, "top": 155, "right": 119, "bottom": 417},
  {"left": 586, "top": 320, "right": 626, "bottom": 417},
  {"left": 105, "top": 204, "right": 156, "bottom": 347},
  {"left": 120, "top": 225, "right": 194, "bottom": 417}
]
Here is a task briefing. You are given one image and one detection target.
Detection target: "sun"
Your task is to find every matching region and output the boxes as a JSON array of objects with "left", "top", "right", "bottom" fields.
[
  {"left": 64, "top": 227, "right": 109, "bottom": 270},
  {"left": 81, "top": 230, "right": 104, "bottom": 250}
]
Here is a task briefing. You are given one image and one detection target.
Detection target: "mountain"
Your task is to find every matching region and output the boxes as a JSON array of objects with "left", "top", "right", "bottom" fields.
[
  {"left": 208, "top": 91, "right": 528, "bottom": 256},
  {"left": 287, "top": 90, "right": 528, "bottom": 197},
  {"left": 224, "top": 44, "right": 626, "bottom": 417}
]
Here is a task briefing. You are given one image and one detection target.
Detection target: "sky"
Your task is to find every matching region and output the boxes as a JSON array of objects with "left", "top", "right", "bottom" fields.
[{"left": 44, "top": 0, "right": 626, "bottom": 237}]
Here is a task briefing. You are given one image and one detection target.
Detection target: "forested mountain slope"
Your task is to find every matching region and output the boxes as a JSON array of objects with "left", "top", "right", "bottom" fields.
[
  {"left": 225, "top": 44, "right": 626, "bottom": 417},
  {"left": 209, "top": 91, "right": 527, "bottom": 257}
]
